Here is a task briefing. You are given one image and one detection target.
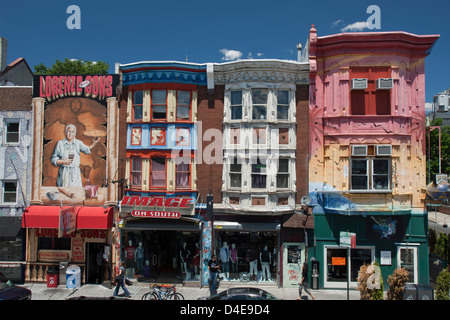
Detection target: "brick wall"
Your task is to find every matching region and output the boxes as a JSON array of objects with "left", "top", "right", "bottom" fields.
[
  {"left": 295, "top": 84, "right": 309, "bottom": 203},
  {"left": 196, "top": 85, "right": 224, "bottom": 204}
]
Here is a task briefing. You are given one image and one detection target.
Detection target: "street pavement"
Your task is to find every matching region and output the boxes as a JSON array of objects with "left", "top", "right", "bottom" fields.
[{"left": 24, "top": 281, "right": 361, "bottom": 300}]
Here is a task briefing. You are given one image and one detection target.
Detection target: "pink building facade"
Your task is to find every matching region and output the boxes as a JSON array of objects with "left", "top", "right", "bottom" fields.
[{"left": 308, "top": 26, "right": 439, "bottom": 288}]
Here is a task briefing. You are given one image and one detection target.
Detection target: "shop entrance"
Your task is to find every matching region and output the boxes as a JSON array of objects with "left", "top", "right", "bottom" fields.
[
  {"left": 86, "top": 243, "right": 105, "bottom": 284},
  {"left": 122, "top": 229, "right": 200, "bottom": 283}
]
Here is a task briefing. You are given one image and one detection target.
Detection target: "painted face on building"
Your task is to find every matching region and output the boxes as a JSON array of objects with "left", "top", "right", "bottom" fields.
[{"left": 65, "top": 126, "right": 76, "bottom": 142}]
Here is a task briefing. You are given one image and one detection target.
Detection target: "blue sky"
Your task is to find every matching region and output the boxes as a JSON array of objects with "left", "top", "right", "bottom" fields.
[{"left": 1, "top": 0, "right": 448, "bottom": 102}]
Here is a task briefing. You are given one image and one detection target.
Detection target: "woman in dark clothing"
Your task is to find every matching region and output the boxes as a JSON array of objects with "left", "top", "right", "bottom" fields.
[{"left": 297, "top": 262, "right": 316, "bottom": 300}]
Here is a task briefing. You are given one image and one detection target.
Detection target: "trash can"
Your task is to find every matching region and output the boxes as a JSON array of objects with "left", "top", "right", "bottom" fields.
[
  {"left": 47, "top": 268, "right": 59, "bottom": 288},
  {"left": 59, "top": 262, "right": 68, "bottom": 286},
  {"left": 417, "top": 284, "right": 434, "bottom": 300},
  {"left": 66, "top": 265, "right": 81, "bottom": 289},
  {"left": 311, "top": 260, "right": 319, "bottom": 290},
  {"left": 402, "top": 284, "right": 417, "bottom": 300}
]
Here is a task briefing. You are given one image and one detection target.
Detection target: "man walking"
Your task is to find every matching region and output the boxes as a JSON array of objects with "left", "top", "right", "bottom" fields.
[
  {"left": 297, "top": 262, "right": 316, "bottom": 300},
  {"left": 208, "top": 254, "right": 221, "bottom": 296}
]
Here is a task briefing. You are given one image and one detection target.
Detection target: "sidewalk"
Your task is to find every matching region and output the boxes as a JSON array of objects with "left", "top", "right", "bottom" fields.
[
  {"left": 428, "top": 208, "right": 450, "bottom": 226},
  {"left": 24, "top": 282, "right": 361, "bottom": 300}
]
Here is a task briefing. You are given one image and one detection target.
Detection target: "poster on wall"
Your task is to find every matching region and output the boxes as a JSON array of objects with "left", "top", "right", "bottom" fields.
[
  {"left": 366, "top": 215, "right": 408, "bottom": 241},
  {"left": 58, "top": 206, "right": 76, "bottom": 238},
  {"left": 33, "top": 74, "right": 120, "bottom": 206}
]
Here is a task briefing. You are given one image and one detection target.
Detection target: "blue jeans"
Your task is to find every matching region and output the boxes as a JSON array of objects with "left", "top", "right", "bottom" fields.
[
  {"left": 209, "top": 272, "right": 218, "bottom": 294},
  {"left": 114, "top": 278, "right": 131, "bottom": 297}
]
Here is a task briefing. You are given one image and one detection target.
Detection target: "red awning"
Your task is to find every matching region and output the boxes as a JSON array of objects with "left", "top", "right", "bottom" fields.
[{"left": 22, "top": 206, "right": 114, "bottom": 230}]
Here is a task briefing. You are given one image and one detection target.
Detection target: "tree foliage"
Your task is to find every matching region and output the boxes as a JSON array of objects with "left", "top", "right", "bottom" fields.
[
  {"left": 34, "top": 58, "right": 109, "bottom": 75},
  {"left": 435, "top": 268, "right": 450, "bottom": 300}
]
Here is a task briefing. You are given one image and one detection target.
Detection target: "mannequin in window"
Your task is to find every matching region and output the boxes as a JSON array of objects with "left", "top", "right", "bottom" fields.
[
  {"left": 247, "top": 248, "right": 258, "bottom": 281},
  {"left": 179, "top": 242, "right": 190, "bottom": 278},
  {"left": 124, "top": 240, "right": 136, "bottom": 278},
  {"left": 220, "top": 242, "right": 230, "bottom": 280},
  {"left": 193, "top": 243, "right": 200, "bottom": 275},
  {"left": 143, "top": 259, "right": 151, "bottom": 278},
  {"left": 260, "top": 245, "right": 271, "bottom": 281},
  {"left": 230, "top": 243, "right": 238, "bottom": 279},
  {"left": 135, "top": 242, "right": 144, "bottom": 274}
]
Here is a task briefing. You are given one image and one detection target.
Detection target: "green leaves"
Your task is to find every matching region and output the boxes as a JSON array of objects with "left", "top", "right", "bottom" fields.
[{"left": 34, "top": 58, "right": 109, "bottom": 75}]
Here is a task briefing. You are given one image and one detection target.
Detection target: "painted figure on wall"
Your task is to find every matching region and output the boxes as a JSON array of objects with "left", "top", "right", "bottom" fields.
[{"left": 51, "top": 124, "right": 99, "bottom": 187}]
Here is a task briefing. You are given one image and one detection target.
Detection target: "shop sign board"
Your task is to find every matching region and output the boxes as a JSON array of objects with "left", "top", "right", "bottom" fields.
[
  {"left": 58, "top": 206, "right": 76, "bottom": 238},
  {"left": 131, "top": 210, "right": 181, "bottom": 219},
  {"left": 340, "top": 231, "right": 356, "bottom": 248}
]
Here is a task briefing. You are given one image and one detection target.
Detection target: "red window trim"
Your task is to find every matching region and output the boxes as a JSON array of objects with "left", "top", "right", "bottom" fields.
[
  {"left": 175, "top": 161, "right": 191, "bottom": 190},
  {"left": 150, "top": 157, "right": 167, "bottom": 189},
  {"left": 349, "top": 66, "right": 391, "bottom": 116}
]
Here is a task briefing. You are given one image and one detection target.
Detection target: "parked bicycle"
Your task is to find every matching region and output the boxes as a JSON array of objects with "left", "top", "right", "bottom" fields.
[{"left": 141, "top": 284, "right": 184, "bottom": 300}]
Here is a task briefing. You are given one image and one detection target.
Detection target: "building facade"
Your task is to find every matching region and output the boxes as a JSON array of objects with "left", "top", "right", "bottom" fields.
[
  {"left": 22, "top": 74, "right": 120, "bottom": 285},
  {"left": 198, "top": 59, "right": 311, "bottom": 287},
  {"left": 117, "top": 62, "right": 206, "bottom": 283},
  {"left": 308, "top": 26, "right": 439, "bottom": 288},
  {"left": 0, "top": 86, "right": 33, "bottom": 282}
]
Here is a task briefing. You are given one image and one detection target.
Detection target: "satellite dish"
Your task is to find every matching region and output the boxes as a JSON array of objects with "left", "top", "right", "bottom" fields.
[{"left": 301, "top": 195, "right": 311, "bottom": 206}]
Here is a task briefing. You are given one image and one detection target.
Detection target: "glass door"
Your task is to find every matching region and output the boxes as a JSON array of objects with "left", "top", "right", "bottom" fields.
[{"left": 397, "top": 246, "right": 418, "bottom": 284}]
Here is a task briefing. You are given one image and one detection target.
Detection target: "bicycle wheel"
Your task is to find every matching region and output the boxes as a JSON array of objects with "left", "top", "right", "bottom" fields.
[
  {"left": 168, "top": 293, "right": 184, "bottom": 300},
  {"left": 141, "top": 292, "right": 158, "bottom": 300}
]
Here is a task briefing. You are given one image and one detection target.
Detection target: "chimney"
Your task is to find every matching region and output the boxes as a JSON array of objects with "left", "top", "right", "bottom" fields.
[
  {"left": 0, "top": 37, "right": 7, "bottom": 72},
  {"left": 297, "top": 43, "right": 302, "bottom": 62}
]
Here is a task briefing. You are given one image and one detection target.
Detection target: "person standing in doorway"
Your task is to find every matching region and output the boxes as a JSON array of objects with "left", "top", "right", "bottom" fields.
[
  {"left": 208, "top": 254, "right": 221, "bottom": 296},
  {"left": 297, "top": 262, "right": 316, "bottom": 300},
  {"left": 113, "top": 262, "right": 131, "bottom": 298}
]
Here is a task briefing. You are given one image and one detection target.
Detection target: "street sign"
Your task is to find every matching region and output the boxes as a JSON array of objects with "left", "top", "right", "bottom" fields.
[{"left": 340, "top": 231, "right": 356, "bottom": 248}]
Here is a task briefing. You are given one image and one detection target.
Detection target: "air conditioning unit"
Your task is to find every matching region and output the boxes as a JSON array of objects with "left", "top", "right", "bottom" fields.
[
  {"left": 351, "top": 78, "right": 367, "bottom": 90},
  {"left": 376, "top": 145, "right": 392, "bottom": 156},
  {"left": 377, "top": 78, "right": 393, "bottom": 89},
  {"left": 351, "top": 145, "right": 367, "bottom": 156}
]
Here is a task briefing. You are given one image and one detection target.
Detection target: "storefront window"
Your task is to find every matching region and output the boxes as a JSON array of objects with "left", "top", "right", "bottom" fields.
[
  {"left": 214, "top": 231, "right": 277, "bottom": 282},
  {"left": 398, "top": 247, "right": 417, "bottom": 283},
  {"left": 121, "top": 230, "right": 200, "bottom": 282},
  {"left": 327, "top": 248, "right": 347, "bottom": 282},
  {"left": 325, "top": 246, "right": 374, "bottom": 286},
  {"left": 38, "top": 237, "right": 71, "bottom": 250}
]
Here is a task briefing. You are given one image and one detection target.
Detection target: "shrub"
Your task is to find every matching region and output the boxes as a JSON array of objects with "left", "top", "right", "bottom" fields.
[
  {"left": 435, "top": 268, "right": 450, "bottom": 300},
  {"left": 387, "top": 268, "right": 409, "bottom": 300},
  {"left": 357, "top": 262, "right": 384, "bottom": 300}
]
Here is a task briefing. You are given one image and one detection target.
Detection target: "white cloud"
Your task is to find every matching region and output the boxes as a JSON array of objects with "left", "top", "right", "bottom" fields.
[
  {"left": 341, "top": 21, "right": 369, "bottom": 32},
  {"left": 332, "top": 19, "right": 344, "bottom": 28},
  {"left": 219, "top": 49, "right": 243, "bottom": 61}
]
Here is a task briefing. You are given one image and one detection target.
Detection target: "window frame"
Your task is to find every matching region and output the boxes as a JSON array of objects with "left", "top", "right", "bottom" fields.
[
  {"left": 230, "top": 90, "right": 243, "bottom": 121},
  {"left": 151, "top": 89, "right": 168, "bottom": 121},
  {"left": 150, "top": 157, "right": 167, "bottom": 189},
  {"left": 229, "top": 157, "right": 242, "bottom": 189},
  {"left": 350, "top": 156, "right": 391, "bottom": 191},
  {"left": 2, "top": 180, "right": 17, "bottom": 204},
  {"left": 251, "top": 89, "right": 268, "bottom": 121},
  {"left": 251, "top": 158, "right": 267, "bottom": 189},
  {"left": 276, "top": 90, "right": 290, "bottom": 120},
  {"left": 132, "top": 91, "right": 143, "bottom": 122},
  {"left": 176, "top": 90, "right": 192, "bottom": 121},
  {"left": 349, "top": 66, "right": 392, "bottom": 116},
  {"left": 3, "top": 119, "right": 20, "bottom": 145},
  {"left": 130, "top": 157, "right": 142, "bottom": 188},
  {"left": 276, "top": 158, "right": 290, "bottom": 189},
  {"left": 175, "top": 160, "right": 191, "bottom": 189}
]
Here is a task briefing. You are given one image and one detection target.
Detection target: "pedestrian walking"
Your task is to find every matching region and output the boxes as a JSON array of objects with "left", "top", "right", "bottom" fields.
[
  {"left": 208, "top": 254, "right": 221, "bottom": 296},
  {"left": 297, "top": 262, "right": 316, "bottom": 300},
  {"left": 113, "top": 262, "right": 131, "bottom": 297}
]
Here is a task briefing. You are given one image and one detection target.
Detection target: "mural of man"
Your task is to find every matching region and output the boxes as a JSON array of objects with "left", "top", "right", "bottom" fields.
[{"left": 51, "top": 124, "right": 98, "bottom": 187}]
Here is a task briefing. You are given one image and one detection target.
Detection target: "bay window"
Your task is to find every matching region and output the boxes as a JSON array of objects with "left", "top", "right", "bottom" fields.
[
  {"left": 276, "top": 159, "right": 289, "bottom": 189},
  {"left": 176, "top": 161, "right": 190, "bottom": 189},
  {"left": 252, "top": 89, "right": 267, "bottom": 120},
  {"left": 130, "top": 157, "right": 142, "bottom": 187},
  {"left": 230, "top": 91, "right": 242, "bottom": 120},
  {"left": 176, "top": 90, "right": 191, "bottom": 120},
  {"left": 132, "top": 91, "right": 143, "bottom": 121},
  {"left": 277, "top": 90, "right": 289, "bottom": 120},
  {"left": 229, "top": 157, "right": 242, "bottom": 188}
]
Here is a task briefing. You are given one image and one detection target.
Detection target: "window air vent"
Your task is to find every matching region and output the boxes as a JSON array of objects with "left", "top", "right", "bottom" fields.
[
  {"left": 351, "top": 78, "right": 368, "bottom": 90},
  {"left": 377, "top": 78, "right": 393, "bottom": 89},
  {"left": 351, "top": 145, "right": 368, "bottom": 156},
  {"left": 376, "top": 145, "right": 392, "bottom": 156}
]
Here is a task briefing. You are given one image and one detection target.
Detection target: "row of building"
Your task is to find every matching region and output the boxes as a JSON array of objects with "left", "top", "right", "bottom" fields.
[{"left": 0, "top": 26, "right": 440, "bottom": 289}]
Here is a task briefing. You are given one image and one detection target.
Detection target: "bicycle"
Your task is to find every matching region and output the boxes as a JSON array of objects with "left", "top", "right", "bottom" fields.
[{"left": 141, "top": 284, "right": 184, "bottom": 300}]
